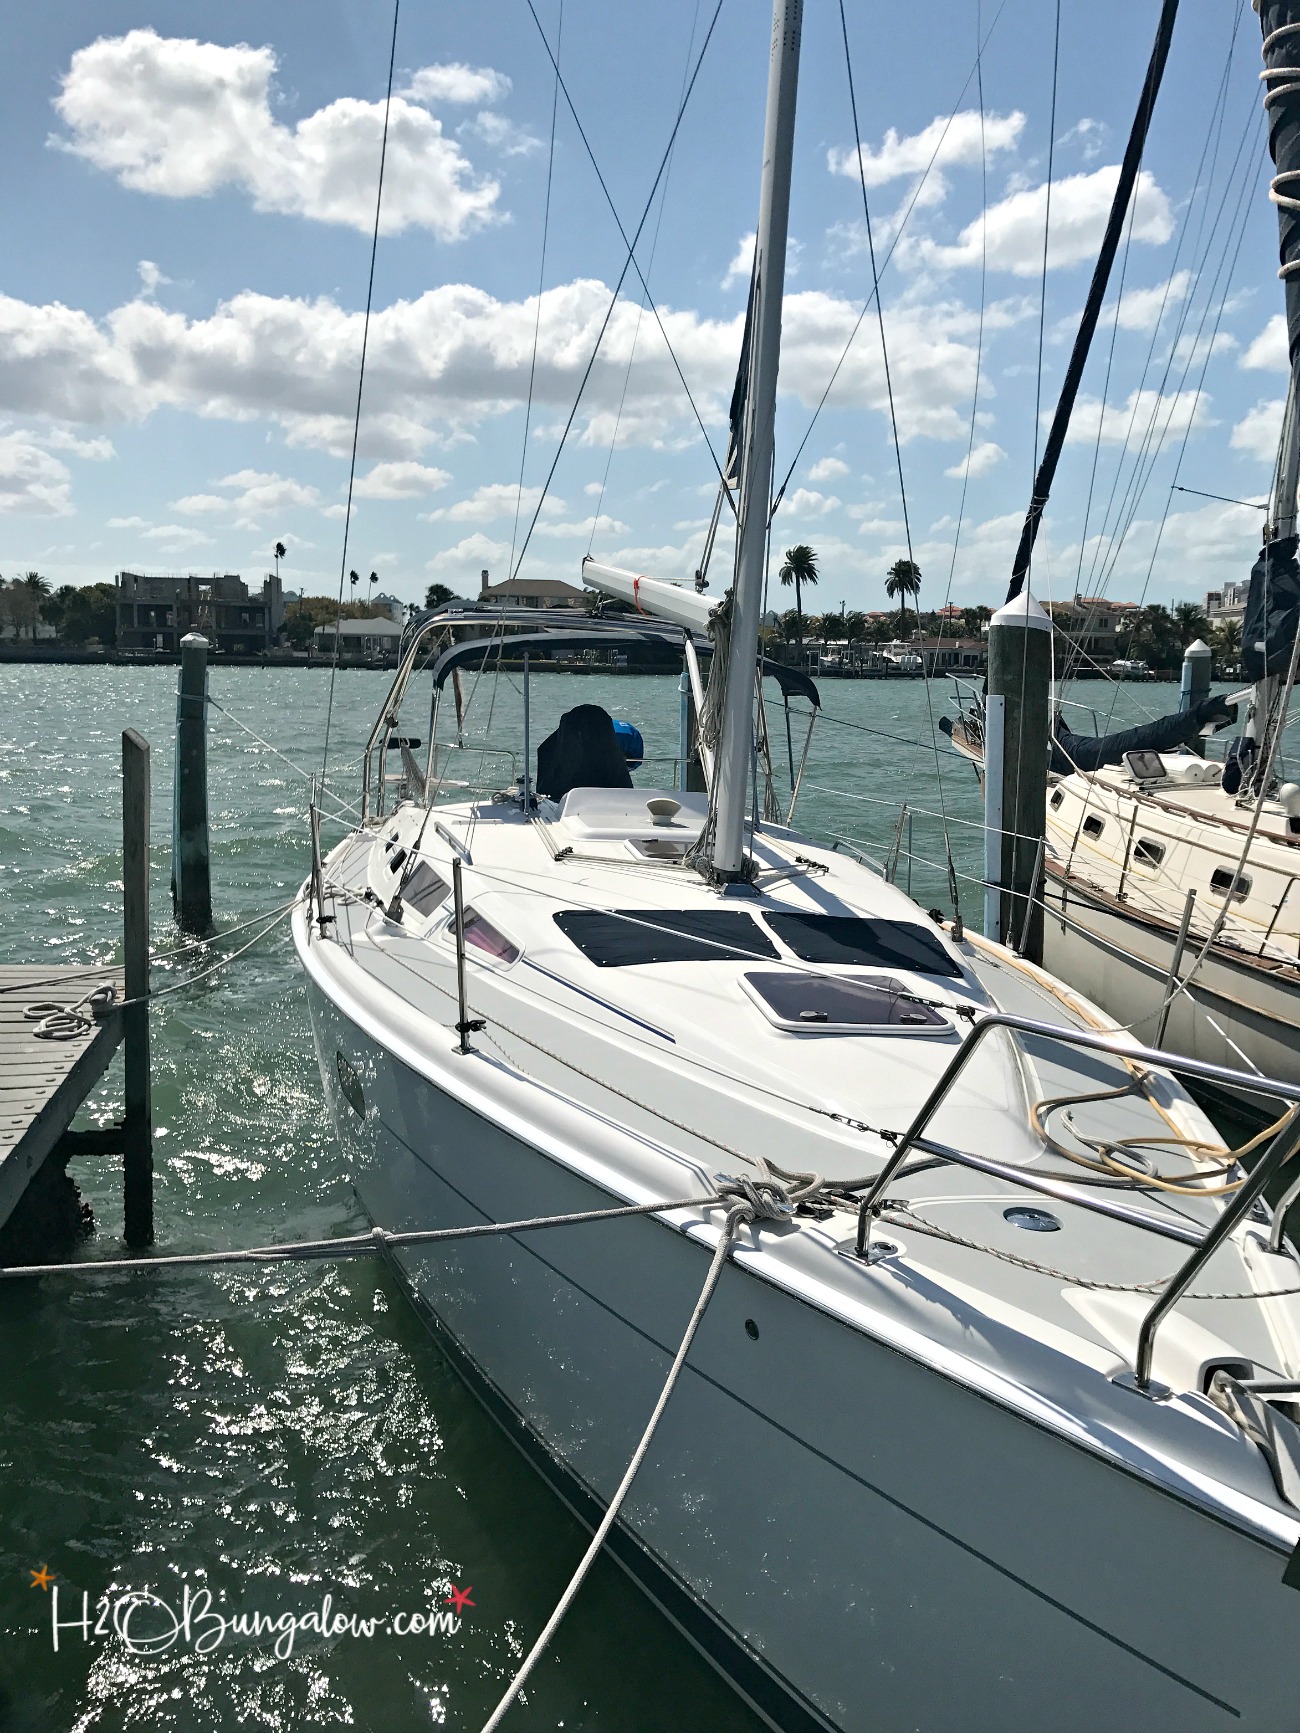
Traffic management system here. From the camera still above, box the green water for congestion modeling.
[0,665,1158,1731]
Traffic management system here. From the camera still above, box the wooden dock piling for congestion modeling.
[172,631,212,935]
[122,728,153,1247]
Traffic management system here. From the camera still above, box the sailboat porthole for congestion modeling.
[1210,867,1251,901]
[1134,839,1165,868]
[1082,815,1105,839]
[335,1050,366,1117]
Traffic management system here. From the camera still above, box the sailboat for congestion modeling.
[295,4,1300,1727]
[945,0,1300,1102]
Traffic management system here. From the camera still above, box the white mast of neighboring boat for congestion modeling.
[710,0,803,879]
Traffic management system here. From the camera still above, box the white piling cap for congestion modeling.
[180,631,210,648]
[1183,637,1211,658]
[989,590,1052,632]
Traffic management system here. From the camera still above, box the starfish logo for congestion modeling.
[30,1566,55,1592]
[444,1584,474,1615]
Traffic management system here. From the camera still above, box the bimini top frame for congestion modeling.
[359,606,821,822]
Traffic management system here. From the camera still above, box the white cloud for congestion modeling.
[1064,388,1211,446]
[402,64,510,106]
[353,460,452,500]
[425,532,509,576]
[1107,270,1191,333]
[458,112,541,158]
[777,488,841,517]
[808,456,849,481]
[54,30,501,240]
[1231,398,1285,461]
[0,434,73,515]
[0,276,987,456]
[106,515,149,529]
[426,482,552,524]
[829,110,1025,203]
[137,259,171,296]
[140,523,214,550]
[533,513,627,539]
[1241,313,1288,373]
[1058,117,1106,162]
[172,467,320,526]
[945,440,1004,479]
[918,167,1172,275]
[723,232,755,289]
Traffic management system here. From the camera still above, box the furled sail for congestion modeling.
[1049,693,1237,775]
[1241,532,1300,680]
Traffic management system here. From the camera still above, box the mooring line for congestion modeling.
[0,1195,722,1282]
[479,1200,757,1732]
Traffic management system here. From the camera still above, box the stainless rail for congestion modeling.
[854,1011,1300,1393]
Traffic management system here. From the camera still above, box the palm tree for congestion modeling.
[273,540,286,581]
[1173,599,1210,646]
[884,558,922,633]
[778,545,819,662]
[1212,615,1242,671]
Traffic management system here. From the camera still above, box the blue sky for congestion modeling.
[0,1,1289,616]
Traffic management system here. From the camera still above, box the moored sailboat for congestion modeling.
[296,5,1300,1727]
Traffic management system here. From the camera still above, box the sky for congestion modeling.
[0,0,1290,617]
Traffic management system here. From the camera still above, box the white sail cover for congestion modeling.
[581,558,719,632]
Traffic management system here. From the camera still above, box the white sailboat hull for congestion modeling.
[303,967,1300,1733]
[1042,868,1300,1105]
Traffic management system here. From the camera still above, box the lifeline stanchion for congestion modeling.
[452,857,484,1054]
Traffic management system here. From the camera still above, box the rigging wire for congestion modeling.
[508,0,564,582]
[772,0,1011,511]
[513,0,727,581]
[836,0,962,927]
[320,0,400,790]
[587,0,703,558]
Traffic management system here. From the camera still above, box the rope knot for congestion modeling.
[713,1174,795,1223]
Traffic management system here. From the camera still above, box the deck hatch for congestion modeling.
[553,909,779,966]
[742,972,948,1032]
[761,913,961,977]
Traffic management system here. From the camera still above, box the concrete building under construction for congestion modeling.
[115,571,286,655]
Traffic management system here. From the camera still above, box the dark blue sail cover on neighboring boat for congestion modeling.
[1050,692,1237,775]
[1241,534,1300,681]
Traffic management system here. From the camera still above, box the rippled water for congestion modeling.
[0,662,1157,1731]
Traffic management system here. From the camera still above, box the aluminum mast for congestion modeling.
[711,0,802,880]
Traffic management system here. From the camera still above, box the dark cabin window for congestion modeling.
[1210,867,1250,901]
[762,913,961,977]
[1050,788,1064,810]
[554,909,779,967]
[403,861,450,916]
[1082,815,1105,839]
[1133,839,1165,869]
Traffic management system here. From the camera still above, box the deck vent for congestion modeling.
[1004,1207,1060,1233]
[1210,867,1250,901]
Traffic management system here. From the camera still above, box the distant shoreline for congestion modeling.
[0,645,1184,680]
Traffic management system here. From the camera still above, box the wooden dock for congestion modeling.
[0,965,125,1234]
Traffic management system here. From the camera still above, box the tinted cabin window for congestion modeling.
[462,912,519,963]
[554,909,779,967]
[403,861,450,916]
[745,972,947,1029]
[1133,839,1164,869]
[1050,789,1064,810]
[762,913,961,977]
[1210,867,1250,901]
[1082,815,1105,839]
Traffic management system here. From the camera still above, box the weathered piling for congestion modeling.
[172,631,212,935]
[1180,638,1212,753]
[984,592,1053,962]
[122,728,154,1247]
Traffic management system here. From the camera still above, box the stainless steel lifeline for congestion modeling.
[855,1010,1300,1392]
